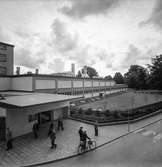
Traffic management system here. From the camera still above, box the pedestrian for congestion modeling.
[50,129,57,149]
[78,126,84,141]
[6,128,13,151]
[33,121,38,139]
[48,122,54,137]
[58,117,64,131]
[60,117,64,131]
[94,122,98,136]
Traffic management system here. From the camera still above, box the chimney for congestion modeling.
[35,68,39,75]
[16,67,20,75]
[71,63,75,76]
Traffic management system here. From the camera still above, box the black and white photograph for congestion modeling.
[0,0,162,167]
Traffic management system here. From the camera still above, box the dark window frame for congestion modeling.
[0,44,7,50]
[28,114,37,122]
[0,54,7,62]
[0,66,7,75]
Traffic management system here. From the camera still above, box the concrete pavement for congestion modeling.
[0,113,161,167]
[38,119,162,167]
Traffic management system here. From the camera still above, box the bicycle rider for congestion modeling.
[82,130,90,150]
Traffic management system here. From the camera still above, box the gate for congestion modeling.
[0,117,6,141]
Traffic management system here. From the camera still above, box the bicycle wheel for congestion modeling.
[77,144,83,153]
[91,140,96,149]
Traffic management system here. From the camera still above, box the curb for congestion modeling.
[22,118,162,167]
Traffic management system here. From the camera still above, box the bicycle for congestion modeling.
[77,139,96,153]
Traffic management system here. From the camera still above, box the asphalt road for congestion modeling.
[37,120,162,167]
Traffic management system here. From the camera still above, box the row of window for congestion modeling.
[0,66,7,75]
[0,44,7,50]
[0,54,7,62]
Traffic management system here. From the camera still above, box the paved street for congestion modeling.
[0,112,161,167]
[37,119,162,167]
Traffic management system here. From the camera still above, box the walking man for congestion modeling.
[78,126,84,141]
[48,122,54,137]
[58,117,64,131]
[33,121,38,139]
[50,129,57,149]
[94,122,98,136]
[6,128,13,151]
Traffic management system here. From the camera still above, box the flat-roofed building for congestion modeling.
[0,42,14,76]
[0,93,81,139]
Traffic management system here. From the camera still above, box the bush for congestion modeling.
[70,109,76,115]
[113,111,119,119]
[103,110,110,117]
[95,110,101,117]
[84,108,93,115]
[78,108,83,115]
[145,108,153,114]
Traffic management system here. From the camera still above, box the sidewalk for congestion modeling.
[0,113,162,167]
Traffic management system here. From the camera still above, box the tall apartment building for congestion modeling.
[0,42,14,75]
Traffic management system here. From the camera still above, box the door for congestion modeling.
[0,117,6,141]
[40,111,52,124]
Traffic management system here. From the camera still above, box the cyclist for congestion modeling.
[82,130,90,150]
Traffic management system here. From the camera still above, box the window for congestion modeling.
[0,66,7,75]
[28,114,37,122]
[0,44,7,50]
[0,54,7,62]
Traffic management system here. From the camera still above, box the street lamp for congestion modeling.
[128,94,135,132]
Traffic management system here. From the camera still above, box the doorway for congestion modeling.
[0,117,6,141]
[38,111,52,124]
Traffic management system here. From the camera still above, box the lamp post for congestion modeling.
[128,109,130,132]
[128,94,134,132]
[83,76,85,98]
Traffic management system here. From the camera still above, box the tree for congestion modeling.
[78,66,99,78]
[124,65,148,89]
[86,66,98,78]
[104,75,112,80]
[113,72,124,84]
[148,55,162,90]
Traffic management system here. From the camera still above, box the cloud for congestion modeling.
[140,0,162,30]
[0,27,11,43]
[51,18,78,52]
[48,58,65,72]
[15,48,45,69]
[121,44,142,69]
[96,50,113,68]
[60,0,121,19]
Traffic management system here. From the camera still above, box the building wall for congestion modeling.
[84,80,92,87]
[53,108,63,120]
[0,43,14,75]
[0,74,127,94]
[0,77,11,90]
[35,79,56,89]
[73,80,83,88]
[6,101,69,138]
[0,107,6,117]
[93,81,99,87]
[106,81,111,86]
[57,80,72,88]
[100,81,105,86]
[6,108,33,138]
[11,77,33,91]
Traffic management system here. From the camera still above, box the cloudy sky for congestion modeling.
[0,0,162,77]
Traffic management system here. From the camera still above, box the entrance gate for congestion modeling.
[0,117,6,141]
